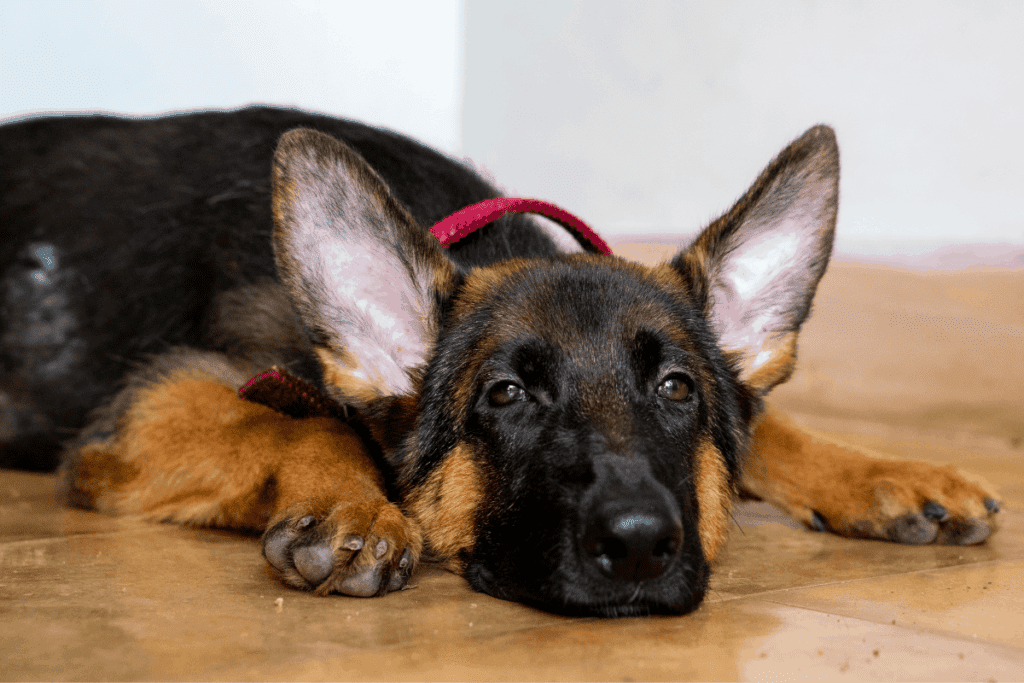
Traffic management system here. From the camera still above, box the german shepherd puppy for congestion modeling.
[0,108,1000,617]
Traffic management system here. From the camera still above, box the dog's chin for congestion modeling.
[464,558,710,618]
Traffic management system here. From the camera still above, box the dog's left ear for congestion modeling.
[671,125,839,396]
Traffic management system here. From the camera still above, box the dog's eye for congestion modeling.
[657,374,693,402]
[488,381,529,407]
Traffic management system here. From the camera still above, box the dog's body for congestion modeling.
[0,107,1000,616]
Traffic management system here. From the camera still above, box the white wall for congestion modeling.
[5,1,1023,258]
[461,1,1024,256]
[0,0,463,152]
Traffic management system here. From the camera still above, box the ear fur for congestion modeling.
[672,125,839,395]
[271,128,457,405]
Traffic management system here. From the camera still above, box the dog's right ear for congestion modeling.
[271,128,457,406]
[669,125,839,397]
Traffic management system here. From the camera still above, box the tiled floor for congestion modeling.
[2,449,1021,681]
[2,258,1023,681]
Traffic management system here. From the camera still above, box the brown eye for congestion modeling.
[657,374,693,402]
[489,381,528,407]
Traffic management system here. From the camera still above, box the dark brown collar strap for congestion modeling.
[429,197,612,254]
[238,365,349,420]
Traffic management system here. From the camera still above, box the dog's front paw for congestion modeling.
[808,459,1001,546]
[745,413,1003,547]
[262,500,423,596]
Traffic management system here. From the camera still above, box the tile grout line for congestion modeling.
[0,527,169,548]
[753,595,1024,655]
[747,559,1024,652]
[727,557,1009,602]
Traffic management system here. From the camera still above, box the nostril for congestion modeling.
[652,535,680,560]
[582,509,683,582]
[586,536,629,575]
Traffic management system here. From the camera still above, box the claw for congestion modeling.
[922,501,949,522]
[341,533,364,551]
[387,548,415,592]
[398,547,413,571]
[811,511,829,532]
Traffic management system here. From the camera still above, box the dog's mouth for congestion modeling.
[464,548,709,618]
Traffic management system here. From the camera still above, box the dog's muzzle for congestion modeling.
[579,451,684,583]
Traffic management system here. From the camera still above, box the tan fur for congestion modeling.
[739,331,798,394]
[405,444,484,571]
[316,346,389,406]
[77,370,375,523]
[742,409,1000,541]
[694,439,732,563]
[452,259,533,319]
[66,367,422,584]
[649,261,696,299]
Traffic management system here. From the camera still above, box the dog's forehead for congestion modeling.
[458,255,698,356]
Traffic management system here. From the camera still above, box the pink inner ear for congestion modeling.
[710,219,823,357]
[309,235,434,398]
[429,198,612,255]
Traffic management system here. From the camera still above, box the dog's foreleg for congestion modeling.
[59,360,421,596]
[740,408,1000,545]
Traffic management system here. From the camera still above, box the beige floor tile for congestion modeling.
[765,559,1024,649]
[5,455,1024,681]
[1,471,56,506]
[4,486,1020,681]
[211,597,1024,682]
[769,262,1024,448]
[0,524,567,681]
[0,470,154,542]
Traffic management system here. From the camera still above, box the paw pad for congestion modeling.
[887,512,939,545]
[261,503,421,597]
[292,544,335,585]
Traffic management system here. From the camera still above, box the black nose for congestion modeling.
[581,504,683,582]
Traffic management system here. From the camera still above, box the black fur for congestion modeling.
[0,107,554,470]
[408,259,755,615]
[1,108,839,619]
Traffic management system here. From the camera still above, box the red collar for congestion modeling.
[430,197,611,254]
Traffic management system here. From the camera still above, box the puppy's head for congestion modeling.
[270,125,839,616]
